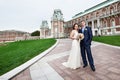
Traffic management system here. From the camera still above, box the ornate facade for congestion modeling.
[65,0,120,36]
[40,20,50,38]
[51,9,64,38]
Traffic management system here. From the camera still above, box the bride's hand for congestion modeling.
[70,37,76,40]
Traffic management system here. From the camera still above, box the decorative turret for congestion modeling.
[40,20,49,29]
[51,9,64,38]
[40,20,50,38]
[51,9,64,21]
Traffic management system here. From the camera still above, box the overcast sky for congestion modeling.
[0,0,105,33]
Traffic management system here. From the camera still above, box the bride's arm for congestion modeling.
[70,30,75,40]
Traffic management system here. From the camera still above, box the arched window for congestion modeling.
[86,15,89,20]
[119,17,120,25]
[111,19,115,27]
[110,6,114,14]
[117,2,120,11]
[90,13,93,18]
[81,16,85,20]
[55,15,57,18]
[78,19,80,23]
[110,18,116,34]
[103,21,107,27]
[96,12,99,17]
[102,8,106,16]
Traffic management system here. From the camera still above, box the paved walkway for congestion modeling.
[11,39,120,80]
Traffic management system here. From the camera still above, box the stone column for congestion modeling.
[97,19,101,35]
[51,21,54,38]
[40,29,41,38]
[86,20,88,26]
[40,29,43,38]
[58,21,60,38]
[92,20,95,36]
[44,28,45,38]
[62,21,64,37]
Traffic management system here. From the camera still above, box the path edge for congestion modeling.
[0,39,59,80]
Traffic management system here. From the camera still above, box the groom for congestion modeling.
[79,20,95,71]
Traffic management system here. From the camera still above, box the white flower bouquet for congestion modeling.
[77,33,84,41]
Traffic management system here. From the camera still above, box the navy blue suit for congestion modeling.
[79,26,94,68]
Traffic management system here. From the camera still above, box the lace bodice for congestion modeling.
[73,30,79,39]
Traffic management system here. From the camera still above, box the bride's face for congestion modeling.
[74,24,78,30]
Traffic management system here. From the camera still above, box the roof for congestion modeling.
[0,30,28,33]
[72,0,119,19]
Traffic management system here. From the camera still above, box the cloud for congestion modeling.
[0,0,105,32]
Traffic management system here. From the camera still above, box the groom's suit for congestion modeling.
[79,26,94,68]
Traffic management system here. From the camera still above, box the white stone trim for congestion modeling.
[92,41,120,49]
[73,0,119,19]
[93,25,120,30]
[30,51,70,80]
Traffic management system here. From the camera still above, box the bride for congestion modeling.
[62,23,84,69]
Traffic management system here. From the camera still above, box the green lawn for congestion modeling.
[0,38,56,75]
[92,35,120,46]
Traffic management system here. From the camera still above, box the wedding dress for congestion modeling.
[62,30,81,69]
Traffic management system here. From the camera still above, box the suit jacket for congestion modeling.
[79,26,93,46]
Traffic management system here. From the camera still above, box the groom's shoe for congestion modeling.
[91,66,96,72]
[83,65,88,68]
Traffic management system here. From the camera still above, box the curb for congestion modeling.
[92,41,120,49]
[0,39,59,80]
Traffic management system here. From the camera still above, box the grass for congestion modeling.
[92,35,120,46]
[0,38,56,76]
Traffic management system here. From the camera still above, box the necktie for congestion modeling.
[82,28,84,33]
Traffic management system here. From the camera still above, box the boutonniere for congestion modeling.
[84,28,87,30]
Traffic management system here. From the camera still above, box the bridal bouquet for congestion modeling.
[77,33,84,41]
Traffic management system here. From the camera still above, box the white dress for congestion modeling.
[62,30,81,69]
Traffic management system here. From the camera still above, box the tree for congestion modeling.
[31,30,40,36]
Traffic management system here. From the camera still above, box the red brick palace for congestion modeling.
[0,30,29,42]
[64,0,120,36]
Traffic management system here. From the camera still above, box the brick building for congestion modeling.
[0,30,29,42]
[64,0,120,36]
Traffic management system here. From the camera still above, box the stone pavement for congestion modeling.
[11,39,120,80]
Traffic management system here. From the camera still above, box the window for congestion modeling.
[110,6,114,14]
[102,8,106,16]
[117,2,120,11]
[96,12,99,17]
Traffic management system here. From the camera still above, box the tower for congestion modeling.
[51,9,64,38]
[40,20,49,38]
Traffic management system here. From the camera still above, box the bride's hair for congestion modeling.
[73,23,78,30]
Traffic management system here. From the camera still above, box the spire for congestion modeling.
[51,9,64,21]
[40,20,49,29]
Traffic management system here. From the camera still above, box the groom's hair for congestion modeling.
[81,20,86,23]
[80,20,86,25]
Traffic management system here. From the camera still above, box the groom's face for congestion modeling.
[81,21,86,27]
